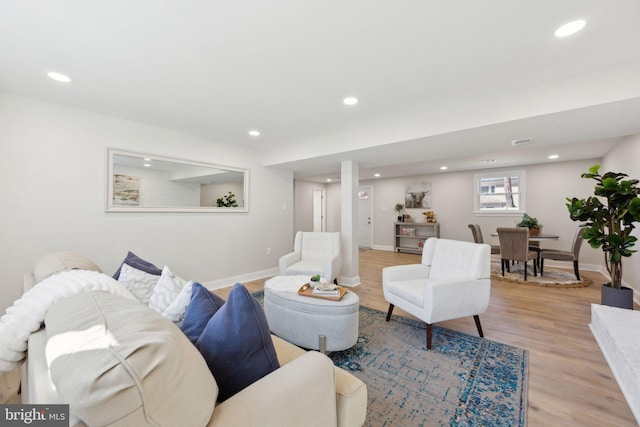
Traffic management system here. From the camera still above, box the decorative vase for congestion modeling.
[601,285,634,310]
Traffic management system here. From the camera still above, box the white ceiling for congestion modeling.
[1,1,640,182]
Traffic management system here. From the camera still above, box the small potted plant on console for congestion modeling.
[516,213,541,236]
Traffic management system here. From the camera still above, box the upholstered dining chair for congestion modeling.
[539,226,586,280]
[382,238,491,350]
[279,231,342,284]
[497,227,538,281]
[468,224,500,255]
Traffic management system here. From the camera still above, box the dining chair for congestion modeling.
[468,224,500,255]
[497,227,538,280]
[539,226,586,280]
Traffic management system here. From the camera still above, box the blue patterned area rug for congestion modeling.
[253,291,528,426]
[332,306,528,426]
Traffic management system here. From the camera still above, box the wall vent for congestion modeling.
[511,138,533,146]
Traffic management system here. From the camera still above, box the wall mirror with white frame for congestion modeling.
[106,149,249,212]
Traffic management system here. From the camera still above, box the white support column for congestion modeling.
[340,160,361,286]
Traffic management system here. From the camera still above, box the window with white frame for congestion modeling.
[474,170,525,214]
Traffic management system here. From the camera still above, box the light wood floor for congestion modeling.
[223,249,637,427]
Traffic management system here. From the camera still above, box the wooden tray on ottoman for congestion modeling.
[298,283,347,301]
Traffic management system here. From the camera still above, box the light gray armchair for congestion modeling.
[382,238,491,349]
[279,231,342,284]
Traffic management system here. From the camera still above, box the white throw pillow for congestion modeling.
[148,266,187,313]
[117,263,160,305]
[161,281,194,324]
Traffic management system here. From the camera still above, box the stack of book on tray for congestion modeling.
[312,282,339,296]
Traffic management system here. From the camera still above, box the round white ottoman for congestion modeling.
[264,275,359,352]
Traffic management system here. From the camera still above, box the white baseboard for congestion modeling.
[339,275,361,287]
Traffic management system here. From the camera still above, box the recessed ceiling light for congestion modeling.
[554,20,586,38]
[326,178,332,182]
[343,97,358,106]
[47,72,71,83]
[144,163,151,167]
[144,157,151,161]
[373,173,381,177]
[548,154,559,159]
[248,130,260,137]
[440,166,448,170]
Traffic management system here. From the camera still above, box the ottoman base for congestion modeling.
[264,282,359,352]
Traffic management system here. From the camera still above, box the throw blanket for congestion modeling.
[264,275,312,293]
[0,270,136,371]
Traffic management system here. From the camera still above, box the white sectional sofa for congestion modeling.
[17,252,367,427]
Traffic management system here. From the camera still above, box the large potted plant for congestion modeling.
[566,164,640,309]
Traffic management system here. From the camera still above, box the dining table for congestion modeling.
[489,231,559,241]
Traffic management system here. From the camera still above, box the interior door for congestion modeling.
[313,188,326,232]
[358,186,372,248]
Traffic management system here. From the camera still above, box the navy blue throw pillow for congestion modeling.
[180,283,225,344]
[196,283,280,402]
[112,251,162,280]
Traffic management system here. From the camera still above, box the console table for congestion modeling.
[394,222,440,254]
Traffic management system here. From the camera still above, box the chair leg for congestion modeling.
[540,258,544,276]
[574,261,580,281]
[473,315,484,338]
[533,259,537,276]
[385,304,394,321]
[426,323,432,349]
[501,259,505,276]
[524,261,528,281]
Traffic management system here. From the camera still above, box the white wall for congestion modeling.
[0,92,294,313]
[293,180,317,233]
[315,159,609,268]
[602,134,640,293]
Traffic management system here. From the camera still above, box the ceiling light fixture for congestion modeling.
[343,97,358,106]
[374,173,381,177]
[548,154,559,159]
[47,72,72,83]
[144,163,151,167]
[554,19,586,38]
[326,178,332,182]
[440,166,448,170]
[248,130,260,137]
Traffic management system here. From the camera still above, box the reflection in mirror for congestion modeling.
[107,149,249,212]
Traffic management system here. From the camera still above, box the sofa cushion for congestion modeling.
[180,282,225,344]
[112,251,162,280]
[196,283,280,402]
[161,280,194,324]
[32,251,102,283]
[45,291,218,426]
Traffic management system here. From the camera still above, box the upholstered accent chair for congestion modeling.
[540,226,586,280]
[468,224,500,255]
[382,238,491,350]
[497,227,538,280]
[279,231,342,284]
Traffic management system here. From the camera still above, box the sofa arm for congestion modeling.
[382,264,429,284]
[279,252,300,272]
[208,351,337,427]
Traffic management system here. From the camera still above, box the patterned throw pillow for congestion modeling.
[161,281,194,325]
[117,263,160,305]
[148,266,187,314]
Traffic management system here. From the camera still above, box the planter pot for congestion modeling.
[601,284,634,310]
[529,227,541,236]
